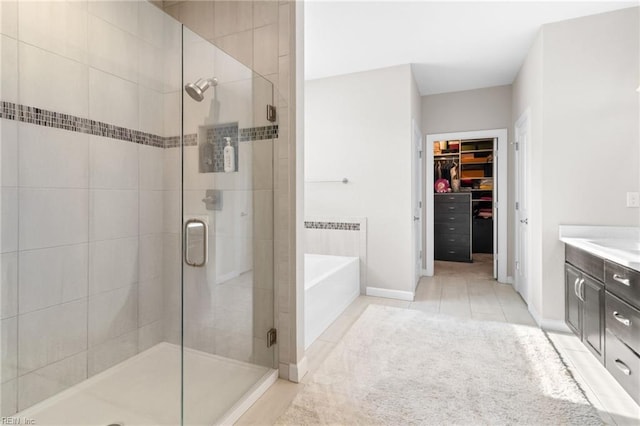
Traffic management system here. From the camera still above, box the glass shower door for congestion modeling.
[180,26,276,425]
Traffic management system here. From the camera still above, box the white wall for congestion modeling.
[513,6,640,324]
[305,64,416,295]
[541,7,640,321]
[422,85,512,135]
[421,85,512,273]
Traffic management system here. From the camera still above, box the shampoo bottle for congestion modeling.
[223,137,235,172]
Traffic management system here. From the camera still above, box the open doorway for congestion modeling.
[425,129,508,282]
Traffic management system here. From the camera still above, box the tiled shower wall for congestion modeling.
[163,0,298,379]
[0,1,173,415]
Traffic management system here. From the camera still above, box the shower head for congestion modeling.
[185,77,218,102]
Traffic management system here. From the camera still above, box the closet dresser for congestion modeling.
[434,193,472,262]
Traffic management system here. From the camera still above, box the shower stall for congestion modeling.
[0,1,277,424]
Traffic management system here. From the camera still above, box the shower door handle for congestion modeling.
[184,219,208,267]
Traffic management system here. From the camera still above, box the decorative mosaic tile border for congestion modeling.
[304,221,361,231]
[0,101,278,149]
[240,125,279,141]
[1,101,165,148]
[164,134,197,148]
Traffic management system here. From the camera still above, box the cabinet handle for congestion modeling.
[613,274,631,287]
[614,359,631,376]
[448,206,456,210]
[574,278,585,302]
[448,250,456,254]
[448,227,456,231]
[613,311,631,327]
[579,278,585,302]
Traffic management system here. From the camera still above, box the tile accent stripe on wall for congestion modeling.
[0,101,278,148]
[304,221,361,231]
[1,101,165,147]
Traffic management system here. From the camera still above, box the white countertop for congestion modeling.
[559,225,640,272]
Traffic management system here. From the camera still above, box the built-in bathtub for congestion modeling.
[304,254,360,349]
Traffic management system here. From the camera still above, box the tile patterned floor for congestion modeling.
[238,254,640,425]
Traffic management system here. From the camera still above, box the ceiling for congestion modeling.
[304,1,638,95]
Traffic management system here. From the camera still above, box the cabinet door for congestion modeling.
[582,276,604,363]
[565,264,582,337]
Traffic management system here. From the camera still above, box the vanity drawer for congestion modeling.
[605,330,640,406]
[606,291,640,354]
[605,261,640,307]
[565,245,604,282]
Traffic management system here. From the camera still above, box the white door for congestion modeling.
[515,112,530,304]
[413,121,423,286]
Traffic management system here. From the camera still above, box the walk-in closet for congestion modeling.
[433,138,495,263]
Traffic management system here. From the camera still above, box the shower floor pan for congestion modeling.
[14,343,275,425]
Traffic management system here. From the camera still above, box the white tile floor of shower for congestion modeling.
[13,343,272,426]
[238,254,640,425]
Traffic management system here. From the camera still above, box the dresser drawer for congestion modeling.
[434,245,471,262]
[435,194,469,204]
[606,291,640,354]
[605,261,640,307]
[435,224,470,238]
[435,202,469,215]
[435,233,470,247]
[434,213,470,225]
[605,330,640,406]
[565,245,604,282]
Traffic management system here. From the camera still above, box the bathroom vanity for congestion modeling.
[560,226,640,405]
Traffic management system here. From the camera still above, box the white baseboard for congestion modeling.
[528,303,571,333]
[528,302,542,326]
[288,356,308,383]
[539,318,571,333]
[421,269,431,277]
[366,286,415,301]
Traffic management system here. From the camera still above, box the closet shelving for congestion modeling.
[433,138,495,256]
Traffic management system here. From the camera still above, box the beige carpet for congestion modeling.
[278,305,602,425]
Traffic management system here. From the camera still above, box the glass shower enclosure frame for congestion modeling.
[179,23,278,425]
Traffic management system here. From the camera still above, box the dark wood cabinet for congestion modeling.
[565,263,582,336]
[472,218,493,254]
[564,248,605,364]
[565,244,640,403]
[434,193,471,262]
[582,275,604,362]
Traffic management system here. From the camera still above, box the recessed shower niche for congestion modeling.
[198,122,240,173]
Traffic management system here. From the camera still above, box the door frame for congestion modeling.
[425,129,508,282]
[412,119,423,291]
[514,110,531,304]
